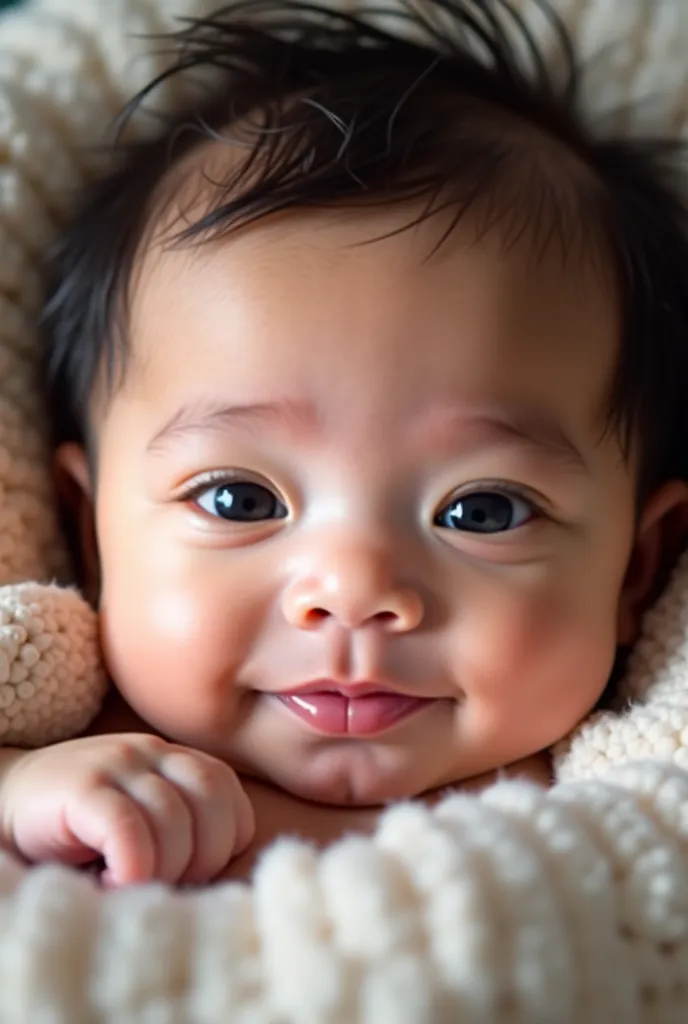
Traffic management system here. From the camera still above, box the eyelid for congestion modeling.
[435,479,550,517]
[173,468,283,503]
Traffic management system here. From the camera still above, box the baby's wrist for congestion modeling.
[0,747,38,849]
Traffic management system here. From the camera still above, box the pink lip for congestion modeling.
[276,679,433,737]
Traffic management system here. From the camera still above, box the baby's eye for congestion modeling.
[434,490,534,533]
[194,480,288,522]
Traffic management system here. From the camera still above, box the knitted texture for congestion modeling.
[555,547,688,782]
[0,583,105,745]
[0,0,687,1021]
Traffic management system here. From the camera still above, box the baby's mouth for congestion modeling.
[275,681,434,737]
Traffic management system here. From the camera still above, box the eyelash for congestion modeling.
[176,470,287,512]
[177,470,250,501]
[442,480,546,513]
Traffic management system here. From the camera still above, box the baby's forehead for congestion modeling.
[125,125,616,352]
[127,185,617,408]
[135,163,613,317]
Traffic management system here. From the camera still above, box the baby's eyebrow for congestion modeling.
[146,396,320,454]
[418,404,591,476]
[146,395,590,477]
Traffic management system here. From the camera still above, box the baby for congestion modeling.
[1,0,688,886]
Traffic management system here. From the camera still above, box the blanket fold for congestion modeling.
[2,764,688,1022]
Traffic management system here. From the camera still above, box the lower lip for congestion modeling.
[276,691,432,737]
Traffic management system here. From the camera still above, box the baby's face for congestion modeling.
[76,202,665,805]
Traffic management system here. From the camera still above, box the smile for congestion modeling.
[276,687,434,737]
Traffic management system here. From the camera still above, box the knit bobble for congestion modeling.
[0,583,107,746]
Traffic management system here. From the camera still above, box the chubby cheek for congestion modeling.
[455,568,621,758]
[98,556,260,751]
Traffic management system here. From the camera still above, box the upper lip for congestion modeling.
[281,679,419,699]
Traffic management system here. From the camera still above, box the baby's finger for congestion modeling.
[63,787,156,886]
[160,752,255,884]
[119,772,194,883]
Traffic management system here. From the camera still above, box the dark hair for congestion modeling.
[42,0,688,496]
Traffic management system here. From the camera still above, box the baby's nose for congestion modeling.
[281,540,424,633]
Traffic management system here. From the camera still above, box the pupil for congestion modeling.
[440,493,513,532]
[214,483,277,521]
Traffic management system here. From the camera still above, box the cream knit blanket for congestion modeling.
[0,0,688,1020]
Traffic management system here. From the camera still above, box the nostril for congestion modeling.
[375,611,397,625]
[304,607,329,625]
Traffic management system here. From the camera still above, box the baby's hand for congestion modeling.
[0,734,254,887]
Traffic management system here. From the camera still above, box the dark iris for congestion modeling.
[213,482,287,521]
[434,492,524,533]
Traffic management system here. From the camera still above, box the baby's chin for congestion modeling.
[240,744,454,807]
